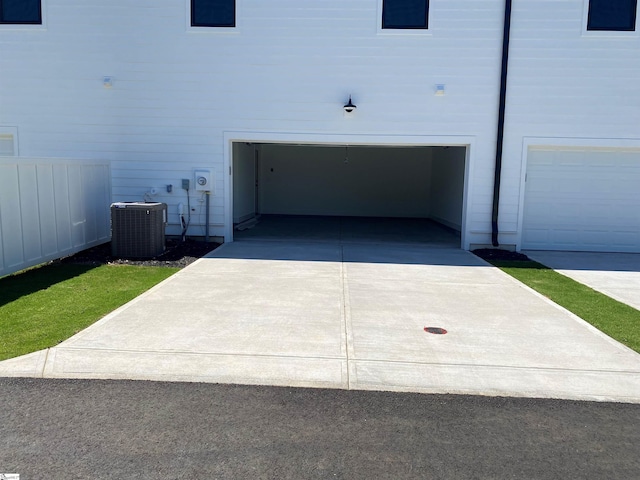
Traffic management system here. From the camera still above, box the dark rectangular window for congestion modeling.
[191,0,235,28]
[382,0,429,29]
[0,0,42,24]
[587,0,637,31]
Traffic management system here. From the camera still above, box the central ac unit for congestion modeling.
[111,202,167,258]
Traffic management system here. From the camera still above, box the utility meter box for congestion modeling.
[194,170,212,192]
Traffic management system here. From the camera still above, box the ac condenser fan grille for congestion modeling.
[111,202,167,258]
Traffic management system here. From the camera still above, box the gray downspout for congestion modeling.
[492,0,513,247]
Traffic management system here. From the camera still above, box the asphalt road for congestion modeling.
[1,378,639,479]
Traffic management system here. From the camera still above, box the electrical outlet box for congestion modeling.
[194,170,212,192]
[181,179,190,190]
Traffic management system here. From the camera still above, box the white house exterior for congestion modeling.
[1,0,639,252]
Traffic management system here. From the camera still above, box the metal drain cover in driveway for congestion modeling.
[424,327,448,335]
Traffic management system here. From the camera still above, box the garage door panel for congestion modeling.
[523,229,550,246]
[617,177,640,195]
[611,232,638,249]
[523,202,552,222]
[525,179,553,194]
[582,230,614,247]
[552,229,580,246]
[523,148,640,253]
[554,151,584,166]
[608,207,639,225]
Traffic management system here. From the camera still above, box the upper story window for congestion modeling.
[587,0,637,31]
[191,0,235,28]
[0,0,42,24]
[382,0,429,29]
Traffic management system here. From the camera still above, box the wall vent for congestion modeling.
[111,202,166,258]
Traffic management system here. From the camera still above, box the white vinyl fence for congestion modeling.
[0,157,111,278]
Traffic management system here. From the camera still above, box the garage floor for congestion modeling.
[235,215,461,246]
[2,217,640,403]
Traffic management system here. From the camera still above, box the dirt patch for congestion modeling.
[473,248,530,262]
[59,239,220,269]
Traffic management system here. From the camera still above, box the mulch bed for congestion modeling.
[472,248,530,262]
[61,242,527,268]
[59,239,220,268]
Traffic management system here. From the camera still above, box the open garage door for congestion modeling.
[522,148,640,253]
[232,143,466,245]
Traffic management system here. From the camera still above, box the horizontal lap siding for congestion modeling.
[0,0,504,243]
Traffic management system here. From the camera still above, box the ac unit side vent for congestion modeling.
[111,202,167,258]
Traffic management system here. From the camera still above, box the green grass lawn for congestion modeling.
[0,263,178,361]
[489,259,640,354]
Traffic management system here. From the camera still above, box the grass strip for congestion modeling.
[488,259,640,354]
[0,263,178,361]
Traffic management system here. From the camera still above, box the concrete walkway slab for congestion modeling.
[525,251,640,311]
[2,240,640,403]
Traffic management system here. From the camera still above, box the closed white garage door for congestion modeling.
[522,148,640,253]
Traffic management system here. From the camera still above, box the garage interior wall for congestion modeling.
[429,146,466,231]
[233,143,465,231]
[233,142,257,224]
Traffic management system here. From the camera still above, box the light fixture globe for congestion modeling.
[343,96,356,113]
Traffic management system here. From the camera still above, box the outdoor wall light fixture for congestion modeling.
[343,96,357,113]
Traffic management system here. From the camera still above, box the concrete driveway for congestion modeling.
[0,212,640,402]
[2,237,640,403]
[525,251,640,311]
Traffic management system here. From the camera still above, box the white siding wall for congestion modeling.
[0,158,111,278]
[505,1,640,248]
[0,0,505,247]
